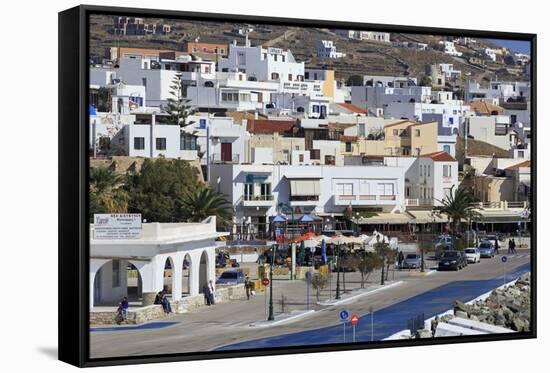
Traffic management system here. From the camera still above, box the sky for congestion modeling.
[487,39,531,55]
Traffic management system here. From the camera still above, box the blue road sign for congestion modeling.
[501,256,508,263]
[339,309,349,321]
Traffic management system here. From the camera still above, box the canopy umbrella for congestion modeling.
[303,238,319,249]
[328,235,353,246]
[272,215,287,223]
[297,214,316,222]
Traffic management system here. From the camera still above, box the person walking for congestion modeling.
[494,238,500,255]
[508,239,513,255]
[203,283,212,306]
[397,251,404,270]
[244,275,252,300]
[511,238,517,254]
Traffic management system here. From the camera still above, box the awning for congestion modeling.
[408,210,449,224]
[289,179,320,196]
[355,212,413,225]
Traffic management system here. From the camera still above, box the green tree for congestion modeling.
[355,252,383,288]
[89,167,128,219]
[166,73,196,128]
[346,75,364,86]
[433,185,480,239]
[179,185,232,228]
[126,158,201,222]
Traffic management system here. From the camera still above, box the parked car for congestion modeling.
[438,251,467,271]
[401,253,422,269]
[216,270,245,285]
[478,240,496,258]
[464,248,481,263]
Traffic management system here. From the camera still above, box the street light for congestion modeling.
[268,243,277,321]
[335,243,341,299]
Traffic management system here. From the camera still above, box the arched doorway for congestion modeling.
[182,254,192,297]
[163,257,176,300]
[92,259,143,307]
[199,251,209,294]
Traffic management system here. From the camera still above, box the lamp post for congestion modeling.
[268,243,277,321]
[335,243,341,299]
[431,211,436,263]
[278,202,295,278]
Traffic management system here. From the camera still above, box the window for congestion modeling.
[427,165,431,176]
[134,137,145,150]
[393,129,399,136]
[443,145,451,154]
[310,149,320,160]
[112,260,121,287]
[274,54,278,61]
[244,183,253,199]
[180,134,197,150]
[345,142,352,152]
[221,92,238,102]
[263,53,267,60]
[260,183,271,197]
[415,129,421,137]
[305,72,310,80]
[288,74,293,81]
[282,150,290,162]
[443,165,452,177]
[518,150,525,158]
[141,77,147,87]
[312,105,320,113]
[449,117,454,125]
[420,165,423,176]
[156,138,166,150]
[377,183,394,196]
[282,55,286,62]
[299,154,304,162]
[336,183,353,196]
[271,72,279,80]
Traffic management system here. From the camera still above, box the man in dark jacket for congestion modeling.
[203,283,212,305]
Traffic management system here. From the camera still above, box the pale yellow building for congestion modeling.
[246,133,305,164]
[383,120,438,156]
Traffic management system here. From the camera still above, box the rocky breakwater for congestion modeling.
[451,273,531,332]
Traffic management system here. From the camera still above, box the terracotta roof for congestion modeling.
[420,151,456,162]
[339,135,358,142]
[505,160,531,170]
[468,101,505,115]
[246,119,296,134]
[334,102,368,114]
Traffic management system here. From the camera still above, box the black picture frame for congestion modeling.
[58,4,537,367]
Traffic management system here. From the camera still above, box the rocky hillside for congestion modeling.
[89,15,528,85]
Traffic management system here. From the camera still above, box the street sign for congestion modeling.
[351,314,359,325]
[501,256,508,263]
[339,309,349,321]
[262,278,270,286]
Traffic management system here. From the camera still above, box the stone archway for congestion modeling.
[92,259,141,307]
[182,253,192,297]
[163,256,177,300]
[199,251,209,294]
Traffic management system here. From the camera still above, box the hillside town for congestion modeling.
[88,16,532,357]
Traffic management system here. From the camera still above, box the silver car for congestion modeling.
[478,241,495,258]
[401,253,422,269]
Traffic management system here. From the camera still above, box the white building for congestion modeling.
[335,30,390,43]
[210,163,406,235]
[384,151,459,207]
[483,48,497,62]
[218,40,305,83]
[466,115,518,151]
[90,217,225,309]
[440,41,462,57]
[351,85,433,112]
[438,63,462,80]
[465,80,530,103]
[316,40,346,59]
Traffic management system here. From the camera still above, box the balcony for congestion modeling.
[210,154,240,164]
[242,194,275,208]
[333,194,397,206]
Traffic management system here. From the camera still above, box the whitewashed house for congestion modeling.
[316,40,346,59]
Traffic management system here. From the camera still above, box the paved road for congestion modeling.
[90,250,531,358]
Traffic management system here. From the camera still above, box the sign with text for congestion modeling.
[94,214,142,239]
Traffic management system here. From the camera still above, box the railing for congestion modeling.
[289,196,319,202]
[379,195,396,201]
[334,194,395,203]
[210,154,240,164]
[243,194,274,201]
[358,195,377,200]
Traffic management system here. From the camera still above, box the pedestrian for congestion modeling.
[508,239,513,255]
[154,291,163,305]
[160,291,172,314]
[511,238,517,254]
[116,296,129,324]
[494,238,500,255]
[244,275,252,300]
[397,251,404,270]
[208,280,216,305]
[203,283,212,305]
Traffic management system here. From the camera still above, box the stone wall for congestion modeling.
[90,284,247,325]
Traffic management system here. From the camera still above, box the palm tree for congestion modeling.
[179,186,231,227]
[433,185,480,237]
[89,167,128,214]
